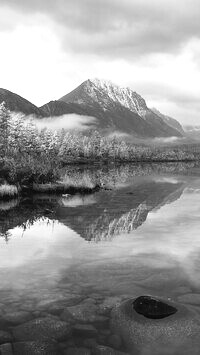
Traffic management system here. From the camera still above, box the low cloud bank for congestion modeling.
[153,136,180,144]
[34,113,97,131]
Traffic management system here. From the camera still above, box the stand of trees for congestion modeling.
[0,102,198,185]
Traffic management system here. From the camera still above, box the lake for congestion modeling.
[1,163,200,354]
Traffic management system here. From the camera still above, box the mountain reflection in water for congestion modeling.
[0,163,191,241]
[1,163,200,354]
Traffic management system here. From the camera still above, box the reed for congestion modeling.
[0,184,18,199]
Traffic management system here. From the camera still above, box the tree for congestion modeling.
[0,102,12,158]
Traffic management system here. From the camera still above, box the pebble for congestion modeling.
[83,338,97,349]
[73,324,98,337]
[99,297,123,315]
[64,347,91,355]
[12,316,71,342]
[13,340,58,355]
[66,302,108,324]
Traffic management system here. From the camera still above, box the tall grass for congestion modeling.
[0,184,18,199]
[61,174,96,189]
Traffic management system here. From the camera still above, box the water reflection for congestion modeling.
[0,163,194,243]
[1,163,200,353]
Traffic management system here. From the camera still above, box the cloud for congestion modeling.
[1,0,200,125]
[1,0,200,59]
[34,114,97,131]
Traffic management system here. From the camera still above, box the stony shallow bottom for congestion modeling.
[1,166,200,354]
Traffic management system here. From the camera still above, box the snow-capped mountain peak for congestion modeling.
[83,78,148,116]
[58,78,183,138]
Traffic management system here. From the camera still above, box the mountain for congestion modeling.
[0,88,44,117]
[0,80,184,139]
[55,79,183,138]
[40,100,94,117]
[151,107,185,135]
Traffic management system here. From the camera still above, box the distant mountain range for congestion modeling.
[0,88,43,117]
[0,79,185,138]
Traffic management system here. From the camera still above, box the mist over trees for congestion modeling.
[0,102,198,185]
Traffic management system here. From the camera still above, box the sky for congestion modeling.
[0,0,200,125]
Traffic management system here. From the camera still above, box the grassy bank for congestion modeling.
[32,181,101,194]
[0,184,19,200]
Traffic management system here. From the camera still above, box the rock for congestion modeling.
[100,329,111,336]
[2,311,32,325]
[12,317,71,342]
[44,304,65,316]
[92,345,116,355]
[36,294,83,310]
[89,294,104,301]
[133,295,177,319]
[73,324,98,337]
[0,331,13,345]
[64,347,91,355]
[59,339,75,350]
[111,296,200,354]
[0,343,13,355]
[96,335,107,346]
[99,297,123,315]
[83,338,97,349]
[13,341,58,355]
[178,293,200,305]
[107,334,122,350]
[67,302,108,324]
[60,309,76,323]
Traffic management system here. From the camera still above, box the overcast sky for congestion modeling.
[0,0,200,125]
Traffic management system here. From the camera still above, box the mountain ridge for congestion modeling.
[0,79,185,138]
[58,78,183,137]
[0,88,45,117]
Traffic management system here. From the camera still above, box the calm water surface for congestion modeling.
[1,163,200,354]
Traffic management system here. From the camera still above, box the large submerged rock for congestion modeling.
[133,296,177,319]
[111,295,200,355]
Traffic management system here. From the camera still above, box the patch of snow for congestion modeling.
[86,78,148,116]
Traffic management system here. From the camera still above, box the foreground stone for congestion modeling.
[13,340,58,355]
[133,295,177,319]
[64,347,91,355]
[111,296,200,355]
[12,317,71,342]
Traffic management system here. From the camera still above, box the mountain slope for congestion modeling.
[55,179,184,242]
[151,107,185,135]
[41,100,88,116]
[0,88,44,117]
[58,79,182,138]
